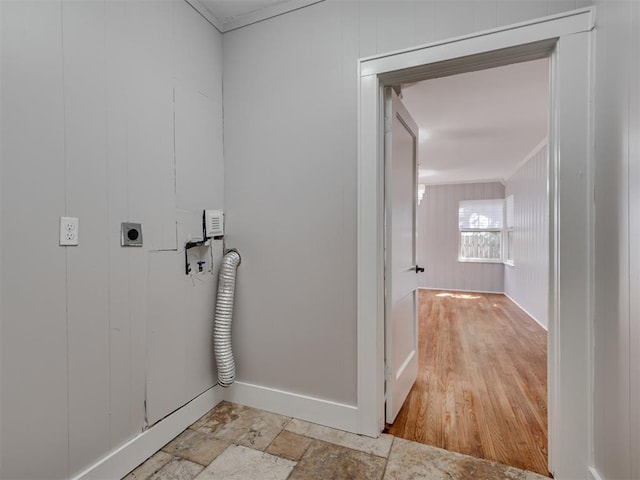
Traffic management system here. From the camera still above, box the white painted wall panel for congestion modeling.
[548,0,576,15]
[376,2,415,54]
[505,142,548,328]
[414,1,437,46]
[175,87,224,212]
[61,1,111,473]
[125,1,177,252]
[419,182,505,293]
[173,0,222,100]
[146,252,188,425]
[496,0,549,26]
[222,0,589,408]
[435,1,475,40]
[0,2,69,478]
[104,0,139,449]
[223,2,358,404]
[473,0,498,32]
[0,1,224,478]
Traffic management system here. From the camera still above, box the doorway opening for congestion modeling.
[384,59,550,475]
[356,9,594,479]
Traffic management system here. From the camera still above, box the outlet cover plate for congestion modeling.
[60,216,79,246]
[121,222,143,247]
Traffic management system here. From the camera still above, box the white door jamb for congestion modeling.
[356,8,595,479]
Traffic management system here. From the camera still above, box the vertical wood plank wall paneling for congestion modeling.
[62,2,111,471]
[593,1,640,479]
[0,1,224,478]
[418,182,505,293]
[0,2,69,479]
[504,142,549,329]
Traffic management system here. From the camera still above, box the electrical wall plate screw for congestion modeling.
[121,222,143,247]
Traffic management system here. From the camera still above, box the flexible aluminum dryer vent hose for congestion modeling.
[214,248,241,387]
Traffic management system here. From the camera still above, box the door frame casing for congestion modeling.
[356,8,595,478]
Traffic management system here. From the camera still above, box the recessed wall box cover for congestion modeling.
[204,210,224,238]
[121,222,143,247]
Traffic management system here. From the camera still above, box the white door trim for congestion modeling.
[356,8,594,478]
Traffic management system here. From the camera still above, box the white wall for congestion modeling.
[222,0,590,408]
[592,1,640,479]
[0,1,224,478]
[418,182,505,293]
[505,142,548,328]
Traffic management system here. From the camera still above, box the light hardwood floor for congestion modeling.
[386,289,548,476]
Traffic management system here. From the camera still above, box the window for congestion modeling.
[458,198,504,262]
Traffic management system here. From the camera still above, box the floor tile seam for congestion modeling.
[286,422,395,458]
[297,433,391,460]
[150,455,200,480]
[133,452,177,480]
[267,433,314,463]
[393,436,548,480]
[262,417,294,454]
[283,458,297,480]
[166,446,229,468]
[263,431,281,454]
[213,444,299,480]
[282,417,294,429]
[282,438,386,480]
[172,438,270,471]
[379,441,393,479]
[160,432,228,467]
[380,437,399,479]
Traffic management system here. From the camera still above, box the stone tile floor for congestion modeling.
[124,401,550,480]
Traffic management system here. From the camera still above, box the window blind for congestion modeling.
[458,199,504,230]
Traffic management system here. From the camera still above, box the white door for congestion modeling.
[385,88,420,424]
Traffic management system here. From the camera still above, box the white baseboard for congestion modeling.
[504,293,548,331]
[224,381,359,434]
[73,386,224,480]
[588,467,605,480]
[419,287,504,295]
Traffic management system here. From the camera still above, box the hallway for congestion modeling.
[386,290,548,476]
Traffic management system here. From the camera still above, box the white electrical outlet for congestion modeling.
[60,216,79,246]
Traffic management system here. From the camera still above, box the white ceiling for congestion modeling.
[401,58,549,185]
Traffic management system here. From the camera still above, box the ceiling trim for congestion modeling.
[421,178,506,187]
[184,0,223,33]
[222,0,325,33]
[186,0,325,34]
